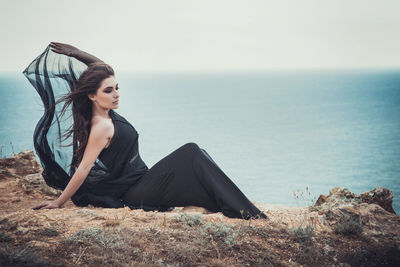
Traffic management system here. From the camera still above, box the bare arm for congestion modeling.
[49,42,104,65]
[32,121,113,209]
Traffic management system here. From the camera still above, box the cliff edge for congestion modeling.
[0,151,399,266]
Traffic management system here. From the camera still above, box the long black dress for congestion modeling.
[23,45,267,220]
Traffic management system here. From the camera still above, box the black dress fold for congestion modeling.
[23,45,267,219]
[122,142,267,219]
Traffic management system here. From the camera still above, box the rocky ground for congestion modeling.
[0,151,399,266]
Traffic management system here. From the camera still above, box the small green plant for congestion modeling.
[292,186,318,243]
[67,227,123,248]
[293,225,314,244]
[0,232,12,242]
[333,214,362,235]
[6,247,51,266]
[247,225,269,238]
[41,227,59,237]
[202,222,232,239]
[175,213,203,227]
[201,222,240,246]
[237,219,269,238]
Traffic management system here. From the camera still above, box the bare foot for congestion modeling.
[182,206,213,214]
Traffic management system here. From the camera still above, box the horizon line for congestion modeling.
[1,66,400,75]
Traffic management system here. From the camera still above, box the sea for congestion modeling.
[1,69,399,213]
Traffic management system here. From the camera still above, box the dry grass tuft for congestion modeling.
[333,214,363,236]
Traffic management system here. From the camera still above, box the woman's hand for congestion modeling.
[32,200,61,210]
[49,42,80,57]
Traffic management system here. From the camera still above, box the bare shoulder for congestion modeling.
[78,115,115,168]
[90,115,114,139]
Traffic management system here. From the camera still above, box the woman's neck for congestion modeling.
[92,104,110,118]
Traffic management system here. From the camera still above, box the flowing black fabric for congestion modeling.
[23,46,87,190]
[23,46,267,219]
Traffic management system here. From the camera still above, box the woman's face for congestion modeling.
[89,76,119,109]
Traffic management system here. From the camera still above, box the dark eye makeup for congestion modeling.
[103,85,119,93]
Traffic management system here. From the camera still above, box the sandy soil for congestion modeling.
[1,151,399,266]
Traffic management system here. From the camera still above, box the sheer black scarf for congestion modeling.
[23,46,87,190]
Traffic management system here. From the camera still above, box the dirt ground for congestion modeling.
[1,151,399,266]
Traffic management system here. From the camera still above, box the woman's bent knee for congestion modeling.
[182,142,200,151]
[179,142,201,155]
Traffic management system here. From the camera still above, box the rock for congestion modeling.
[315,194,327,206]
[20,173,60,196]
[0,151,60,196]
[0,150,41,177]
[315,187,396,215]
[0,168,17,180]
[359,187,395,214]
[313,187,399,237]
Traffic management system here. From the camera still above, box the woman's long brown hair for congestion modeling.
[57,62,115,168]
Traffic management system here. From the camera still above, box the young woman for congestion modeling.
[26,42,267,220]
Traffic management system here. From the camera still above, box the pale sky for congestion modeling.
[1,0,399,72]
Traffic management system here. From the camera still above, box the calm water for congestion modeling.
[1,70,399,213]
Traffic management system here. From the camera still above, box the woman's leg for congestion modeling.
[122,143,267,219]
